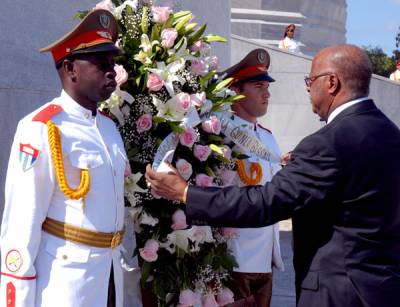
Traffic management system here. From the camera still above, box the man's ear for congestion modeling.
[61,59,77,82]
[328,74,340,95]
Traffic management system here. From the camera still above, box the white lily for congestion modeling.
[125,172,147,194]
[102,87,134,125]
[134,34,160,65]
[134,50,152,65]
[160,226,214,254]
[139,34,159,54]
[147,60,186,96]
[151,96,168,118]
[160,229,191,253]
[138,211,159,227]
[114,0,138,19]
[167,37,196,62]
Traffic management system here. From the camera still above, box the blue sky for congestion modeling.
[346,0,399,56]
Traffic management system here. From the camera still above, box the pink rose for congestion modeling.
[193,144,212,162]
[208,55,219,71]
[202,293,219,307]
[220,169,236,186]
[147,73,164,92]
[191,59,208,76]
[136,114,152,133]
[190,92,206,107]
[221,228,238,239]
[201,116,221,135]
[167,93,192,118]
[176,159,193,180]
[190,40,208,52]
[161,28,178,48]
[178,289,198,307]
[179,127,197,148]
[216,288,235,306]
[171,209,188,230]
[94,0,114,11]
[114,64,128,87]
[139,239,159,262]
[195,174,214,187]
[152,6,172,24]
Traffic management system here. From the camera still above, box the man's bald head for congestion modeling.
[314,44,372,98]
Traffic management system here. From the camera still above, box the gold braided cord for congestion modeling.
[47,121,90,200]
[236,160,263,185]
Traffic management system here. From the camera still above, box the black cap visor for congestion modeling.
[243,73,275,83]
[71,43,122,56]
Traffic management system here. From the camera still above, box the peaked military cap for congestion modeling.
[40,9,120,64]
[221,48,274,83]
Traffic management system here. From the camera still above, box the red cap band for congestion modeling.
[231,64,267,80]
[51,29,113,63]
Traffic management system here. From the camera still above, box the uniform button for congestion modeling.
[62,254,68,260]
[84,113,90,119]
[7,289,12,294]
[7,299,12,305]
[113,170,117,176]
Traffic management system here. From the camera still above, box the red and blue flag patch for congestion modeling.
[19,143,40,171]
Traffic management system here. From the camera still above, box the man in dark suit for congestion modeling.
[146,44,400,307]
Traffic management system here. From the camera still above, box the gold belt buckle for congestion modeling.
[110,230,124,249]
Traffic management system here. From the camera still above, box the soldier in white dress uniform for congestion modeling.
[0,10,128,307]
[389,59,400,81]
[220,49,284,307]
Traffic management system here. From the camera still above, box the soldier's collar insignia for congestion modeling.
[99,14,110,29]
[19,143,40,171]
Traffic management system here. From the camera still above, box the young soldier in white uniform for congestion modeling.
[221,49,284,307]
[0,10,128,307]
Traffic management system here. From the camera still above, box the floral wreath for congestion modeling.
[79,0,248,305]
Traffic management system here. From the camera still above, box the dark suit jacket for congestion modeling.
[186,100,400,307]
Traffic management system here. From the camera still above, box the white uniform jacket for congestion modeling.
[0,90,128,307]
[225,116,284,273]
[278,37,302,54]
[389,69,400,81]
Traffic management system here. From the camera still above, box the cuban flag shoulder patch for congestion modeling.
[19,143,40,171]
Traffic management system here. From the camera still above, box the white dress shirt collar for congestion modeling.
[232,115,257,131]
[327,97,369,124]
[58,90,95,122]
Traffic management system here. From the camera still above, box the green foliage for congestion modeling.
[362,45,396,77]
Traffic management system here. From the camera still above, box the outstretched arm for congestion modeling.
[146,133,340,228]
